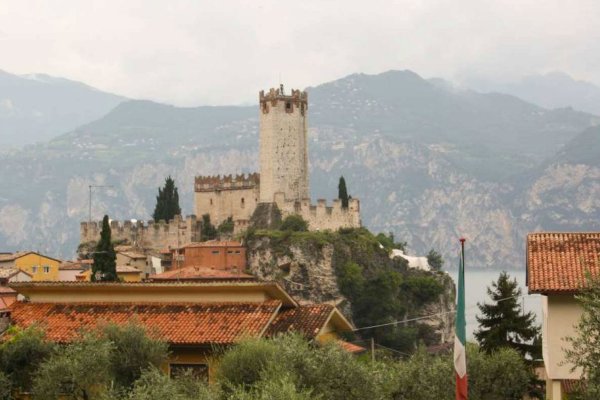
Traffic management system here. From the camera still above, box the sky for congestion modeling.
[1,0,599,106]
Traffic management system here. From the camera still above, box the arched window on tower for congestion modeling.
[210,199,213,206]
[241,197,245,208]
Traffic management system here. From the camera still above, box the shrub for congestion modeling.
[0,326,55,392]
[102,323,169,390]
[127,367,215,400]
[279,215,309,232]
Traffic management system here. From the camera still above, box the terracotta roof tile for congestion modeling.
[265,304,334,338]
[9,301,281,345]
[116,266,142,273]
[527,233,600,293]
[149,266,255,281]
[338,341,367,353]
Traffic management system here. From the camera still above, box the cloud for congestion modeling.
[0,0,599,105]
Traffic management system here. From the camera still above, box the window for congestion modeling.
[43,265,50,274]
[32,266,38,273]
[210,199,213,206]
[211,250,220,255]
[241,197,245,208]
[227,250,234,254]
[169,363,208,382]
[235,250,241,254]
[285,101,292,111]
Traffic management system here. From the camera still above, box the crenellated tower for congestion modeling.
[259,85,309,203]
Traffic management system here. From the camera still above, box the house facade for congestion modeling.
[4,281,358,381]
[0,252,62,281]
[527,232,600,399]
[171,241,246,271]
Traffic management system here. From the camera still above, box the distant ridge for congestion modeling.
[0,69,126,147]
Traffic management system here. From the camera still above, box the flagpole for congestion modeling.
[455,237,468,400]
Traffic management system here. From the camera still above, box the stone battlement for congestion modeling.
[194,173,260,192]
[259,86,308,115]
[273,193,361,231]
[80,215,201,251]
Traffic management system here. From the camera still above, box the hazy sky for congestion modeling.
[1,0,599,106]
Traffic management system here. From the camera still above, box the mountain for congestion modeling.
[464,72,600,116]
[0,69,598,269]
[0,69,125,147]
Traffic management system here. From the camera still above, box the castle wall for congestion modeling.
[274,193,361,231]
[80,215,201,252]
[259,88,309,203]
[194,174,260,227]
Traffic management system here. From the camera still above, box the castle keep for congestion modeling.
[81,85,361,249]
[195,85,360,232]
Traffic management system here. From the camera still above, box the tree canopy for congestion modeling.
[474,272,540,359]
[565,274,600,399]
[153,176,181,222]
[92,215,118,282]
[426,249,444,271]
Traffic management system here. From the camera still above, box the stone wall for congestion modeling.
[274,193,361,231]
[194,174,260,226]
[259,87,309,203]
[80,215,201,251]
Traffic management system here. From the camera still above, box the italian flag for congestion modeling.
[454,239,468,400]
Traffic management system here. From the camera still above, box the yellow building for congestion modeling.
[6,281,359,381]
[527,232,600,399]
[76,266,143,282]
[0,252,62,281]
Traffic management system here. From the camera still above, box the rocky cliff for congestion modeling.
[245,228,455,349]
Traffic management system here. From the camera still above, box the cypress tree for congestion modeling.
[475,272,540,359]
[153,176,181,221]
[338,176,349,209]
[92,215,118,282]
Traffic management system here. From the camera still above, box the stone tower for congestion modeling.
[259,85,309,203]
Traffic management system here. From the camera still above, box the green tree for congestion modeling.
[217,216,235,235]
[33,333,115,400]
[201,214,217,240]
[0,326,55,392]
[279,215,308,232]
[426,249,444,271]
[92,215,118,282]
[474,272,540,359]
[564,274,600,399]
[127,367,215,400]
[0,371,10,400]
[102,323,169,390]
[338,176,349,209]
[152,176,181,222]
[467,344,530,400]
[218,334,385,400]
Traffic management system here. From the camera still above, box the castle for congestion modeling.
[194,85,360,232]
[81,85,360,249]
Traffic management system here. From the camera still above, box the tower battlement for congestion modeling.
[194,173,260,192]
[259,86,308,115]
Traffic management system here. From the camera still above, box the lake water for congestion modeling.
[447,269,542,340]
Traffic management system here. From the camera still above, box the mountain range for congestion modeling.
[0,69,599,269]
[0,69,124,147]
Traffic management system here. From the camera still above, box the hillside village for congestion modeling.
[0,85,599,400]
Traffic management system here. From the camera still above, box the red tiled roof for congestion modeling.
[8,301,281,345]
[527,233,600,293]
[116,266,142,273]
[0,286,16,294]
[265,304,334,338]
[561,379,584,394]
[338,341,366,354]
[0,252,61,263]
[149,266,255,281]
